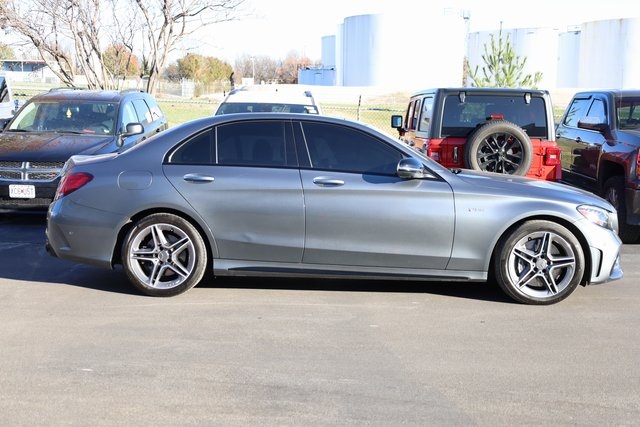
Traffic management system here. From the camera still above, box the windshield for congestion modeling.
[616,96,640,131]
[7,100,117,135]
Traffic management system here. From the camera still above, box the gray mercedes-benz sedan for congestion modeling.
[45,113,623,304]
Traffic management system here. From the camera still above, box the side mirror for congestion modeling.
[578,116,608,133]
[117,122,144,147]
[122,122,144,137]
[397,158,432,179]
[390,114,404,129]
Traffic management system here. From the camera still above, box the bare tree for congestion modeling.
[0,0,245,94]
[132,0,245,95]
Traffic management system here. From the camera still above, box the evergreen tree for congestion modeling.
[469,28,543,88]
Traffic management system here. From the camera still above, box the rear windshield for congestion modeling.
[441,94,548,138]
[216,102,319,115]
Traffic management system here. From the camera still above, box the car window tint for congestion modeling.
[169,129,214,164]
[301,122,403,175]
[144,97,164,121]
[215,120,291,167]
[132,99,152,125]
[563,98,591,128]
[617,96,640,130]
[442,94,548,138]
[121,102,139,127]
[418,96,434,133]
[587,98,606,123]
[407,98,419,131]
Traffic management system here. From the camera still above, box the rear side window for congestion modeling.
[216,120,295,167]
[168,121,295,167]
[442,94,548,138]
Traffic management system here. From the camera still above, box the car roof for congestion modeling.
[30,89,150,103]
[222,86,317,105]
[409,87,550,97]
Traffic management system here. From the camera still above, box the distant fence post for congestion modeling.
[357,95,362,121]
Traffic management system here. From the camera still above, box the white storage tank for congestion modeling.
[578,18,640,88]
[321,35,336,68]
[337,12,465,89]
[556,29,581,88]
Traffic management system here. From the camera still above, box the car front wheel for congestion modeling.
[122,213,208,297]
[493,220,585,305]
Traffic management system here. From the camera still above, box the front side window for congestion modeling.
[586,98,606,124]
[120,102,139,128]
[563,98,591,128]
[132,99,153,125]
[418,96,434,133]
[407,98,420,131]
[301,122,404,175]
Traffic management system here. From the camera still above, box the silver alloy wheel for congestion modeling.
[475,132,525,174]
[127,223,196,290]
[506,230,577,299]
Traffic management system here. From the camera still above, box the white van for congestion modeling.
[0,75,18,127]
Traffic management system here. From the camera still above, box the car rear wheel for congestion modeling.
[494,220,584,305]
[464,120,533,176]
[122,213,208,297]
[603,176,640,243]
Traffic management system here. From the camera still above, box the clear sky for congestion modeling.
[189,0,640,64]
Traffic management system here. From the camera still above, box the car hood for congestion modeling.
[453,170,614,210]
[0,132,116,161]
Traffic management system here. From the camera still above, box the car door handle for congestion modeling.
[183,174,215,183]
[312,177,345,187]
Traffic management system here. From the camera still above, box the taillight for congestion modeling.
[544,147,561,166]
[427,145,441,161]
[636,149,640,178]
[54,172,93,201]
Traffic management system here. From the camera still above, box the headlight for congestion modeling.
[577,205,615,231]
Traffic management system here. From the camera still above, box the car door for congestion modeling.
[556,95,606,184]
[295,120,455,270]
[163,119,305,262]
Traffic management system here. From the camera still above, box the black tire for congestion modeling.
[464,120,533,176]
[493,220,585,305]
[122,213,208,297]
[603,176,640,243]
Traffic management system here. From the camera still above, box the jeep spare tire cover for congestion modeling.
[464,120,533,176]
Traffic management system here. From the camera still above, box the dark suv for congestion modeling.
[0,88,168,209]
[392,87,562,181]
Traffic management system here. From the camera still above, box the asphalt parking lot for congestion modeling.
[1,211,639,426]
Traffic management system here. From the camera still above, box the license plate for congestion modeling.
[9,184,36,199]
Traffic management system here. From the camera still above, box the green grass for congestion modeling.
[158,100,218,127]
